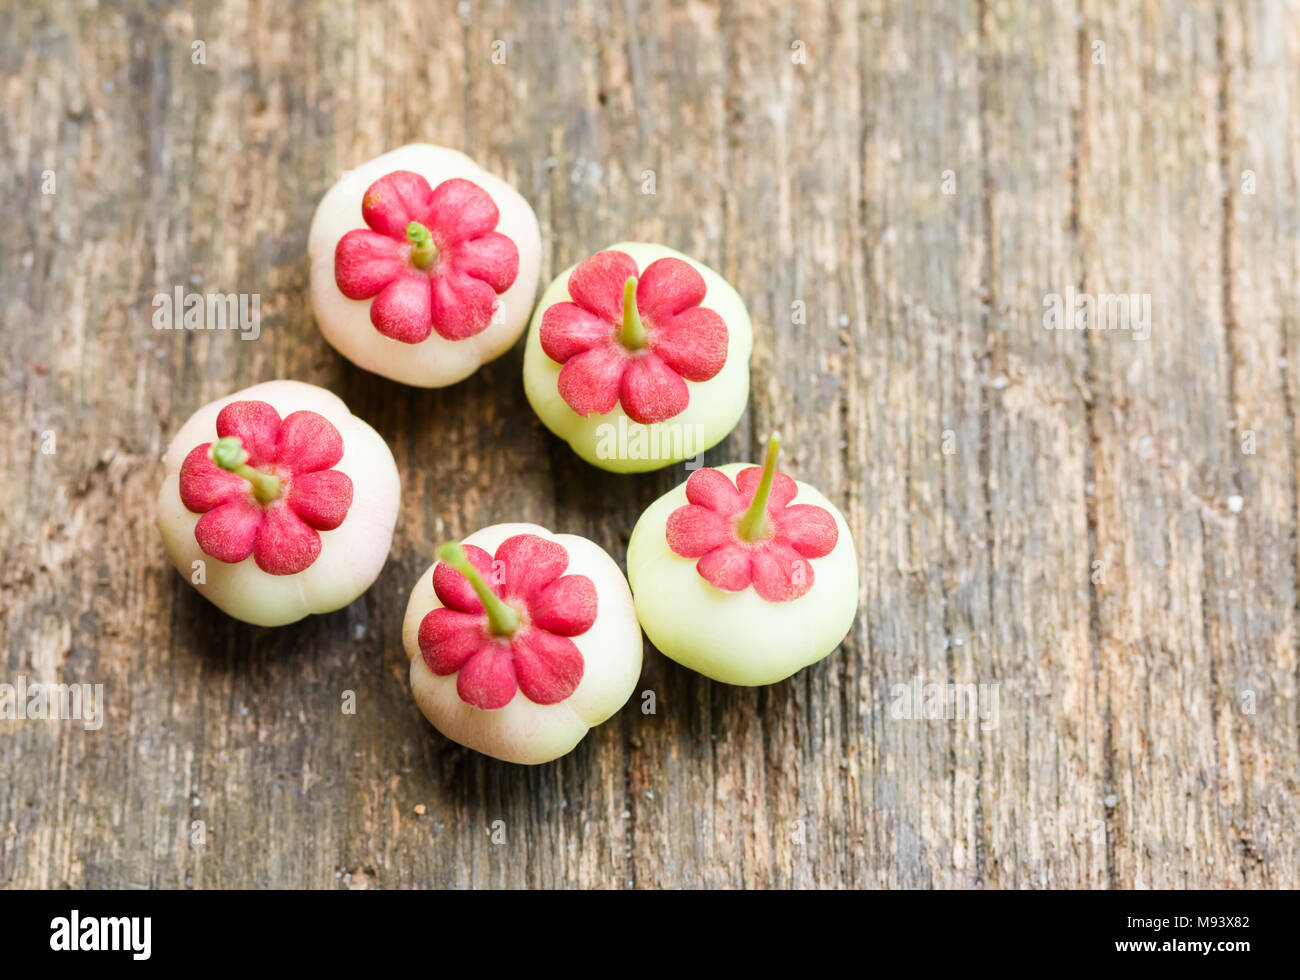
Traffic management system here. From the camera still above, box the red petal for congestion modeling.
[539,302,615,363]
[252,504,322,575]
[428,267,496,340]
[179,443,248,512]
[433,543,495,613]
[666,504,734,557]
[685,467,745,513]
[557,345,626,417]
[511,628,584,705]
[634,257,707,324]
[777,504,839,558]
[276,410,345,474]
[651,306,728,382]
[447,230,518,293]
[334,229,403,299]
[193,498,262,565]
[216,400,282,465]
[288,470,354,530]
[426,178,500,246]
[619,352,689,424]
[751,541,814,602]
[361,171,435,240]
[418,608,489,675]
[493,534,569,599]
[370,275,433,343]
[528,575,597,635]
[736,467,799,511]
[696,543,753,592]
[568,250,639,323]
[456,642,518,710]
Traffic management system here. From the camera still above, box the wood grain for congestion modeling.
[1,0,1296,888]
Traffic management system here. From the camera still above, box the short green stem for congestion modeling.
[438,541,520,637]
[212,436,281,504]
[407,221,439,269]
[619,276,647,349]
[737,432,782,541]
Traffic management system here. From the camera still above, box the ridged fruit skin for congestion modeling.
[523,242,752,472]
[309,144,542,387]
[402,523,644,765]
[157,380,400,627]
[627,463,858,685]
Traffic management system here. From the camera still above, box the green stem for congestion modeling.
[211,436,281,504]
[407,221,439,269]
[438,541,520,637]
[619,276,647,349]
[737,433,782,542]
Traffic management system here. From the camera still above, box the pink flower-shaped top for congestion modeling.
[418,534,596,710]
[179,400,354,576]
[334,170,519,344]
[666,466,838,602]
[539,250,728,424]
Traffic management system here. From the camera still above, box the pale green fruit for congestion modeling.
[402,523,644,765]
[522,242,752,472]
[156,380,401,627]
[309,143,542,388]
[627,462,858,686]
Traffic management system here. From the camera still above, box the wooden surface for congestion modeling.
[2,0,1297,889]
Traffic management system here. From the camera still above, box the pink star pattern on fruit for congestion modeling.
[418,534,596,709]
[666,466,839,602]
[539,250,728,424]
[179,400,354,576]
[334,170,519,343]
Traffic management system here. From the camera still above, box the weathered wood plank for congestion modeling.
[852,0,993,889]
[1,0,1296,889]
[1221,0,1300,887]
[1081,0,1299,887]
[975,0,1101,888]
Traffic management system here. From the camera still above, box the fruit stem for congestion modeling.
[737,432,782,542]
[407,221,439,269]
[438,541,520,637]
[212,436,281,504]
[619,276,647,350]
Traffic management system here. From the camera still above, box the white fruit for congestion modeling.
[523,242,752,472]
[156,380,401,627]
[402,523,643,764]
[627,462,859,686]
[309,143,542,387]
